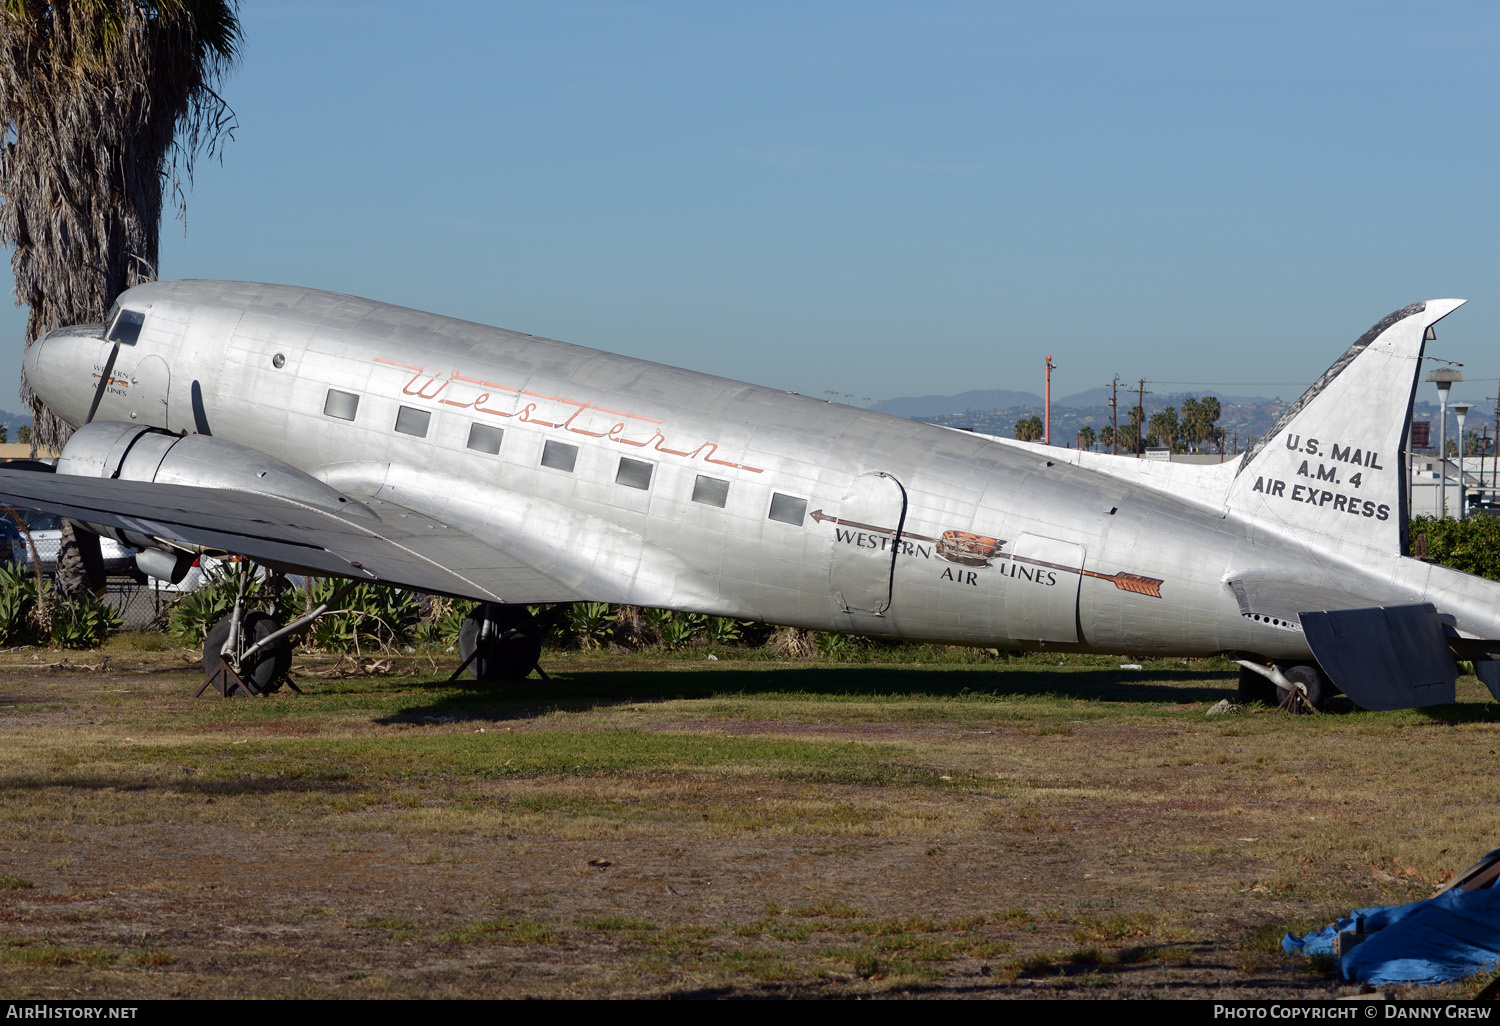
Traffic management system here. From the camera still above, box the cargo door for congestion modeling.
[1002,533,1084,643]
[827,472,907,614]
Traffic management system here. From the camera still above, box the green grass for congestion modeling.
[5,651,1500,998]
[445,917,561,945]
[0,937,113,968]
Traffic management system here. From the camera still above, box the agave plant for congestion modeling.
[568,602,615,650]
[0,563,120,648]
[701,616,745,646]
[296,579,422,653]
[659,612,706,651]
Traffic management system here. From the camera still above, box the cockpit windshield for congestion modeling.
[106,308,145,346]
[99,302,119,340]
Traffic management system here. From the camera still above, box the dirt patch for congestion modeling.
[0,660,1486,999]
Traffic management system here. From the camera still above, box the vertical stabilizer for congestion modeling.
[1224,299,1465,556]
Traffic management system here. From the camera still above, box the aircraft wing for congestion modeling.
[0,467,583,603]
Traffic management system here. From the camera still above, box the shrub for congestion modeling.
[702,616,745,646]
[50,591,123,649]
[1410,515,1500,580]
[567,602,614,650]
[167,562,259,646]
[293,578,422,653]
[0,565,121,649]
[414,595,474,648]
[659,612,705,650]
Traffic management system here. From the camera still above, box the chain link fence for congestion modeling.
[99,579,187,631]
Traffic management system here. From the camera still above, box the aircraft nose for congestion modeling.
[22,324,106,428]
[22,333,51,396]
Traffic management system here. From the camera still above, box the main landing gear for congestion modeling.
[197,573,360,698]
[195,570,552,696]
[450,603,545,683]
[201,610,292,696]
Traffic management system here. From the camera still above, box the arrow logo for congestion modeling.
[813,509,1163,598]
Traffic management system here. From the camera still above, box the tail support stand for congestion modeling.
[449,603,560,683]
[195,658,260,698]
[197,566,253,697]
[196,577,360,698]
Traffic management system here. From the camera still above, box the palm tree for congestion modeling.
[2,1,239,596]
[1148,407,1180,453]
[1014,415,1043,442]
[1,0,241,451]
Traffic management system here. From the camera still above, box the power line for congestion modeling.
[1146,380,1305,387]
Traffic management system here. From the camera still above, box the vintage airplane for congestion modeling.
[0,281,1494,709]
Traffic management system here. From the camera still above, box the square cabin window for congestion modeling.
[467,422,504,455]
[692,475,729,508]
[395,405,430,437]
[616,457,654,490]
[323,388,359,421]
[768,492,808,526]
[540,439,578,473]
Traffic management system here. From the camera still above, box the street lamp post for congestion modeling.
[1427,365,1462,517]
[1455,403,1470,519]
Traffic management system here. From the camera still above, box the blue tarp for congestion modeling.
[1283,885,1500,986]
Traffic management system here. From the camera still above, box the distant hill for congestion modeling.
[869,390,1041,419]
[868,386,1288,449]
[872,387,1292,420]
[1053,387,1284,408]
[868,383,1491,453]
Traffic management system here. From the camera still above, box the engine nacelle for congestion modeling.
[55,421,371,565]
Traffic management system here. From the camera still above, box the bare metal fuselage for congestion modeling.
[22,281,1500,663]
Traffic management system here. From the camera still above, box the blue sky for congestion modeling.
[5,0,1500,413]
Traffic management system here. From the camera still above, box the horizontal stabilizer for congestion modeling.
[1474,662,1500,703]
[1299,603,1456,711]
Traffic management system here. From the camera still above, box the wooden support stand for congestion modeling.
[196,658,259,698]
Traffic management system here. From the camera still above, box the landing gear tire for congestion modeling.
[203,611,292,695]
[1277,663,1330,713]
[1237,664,1278,706]
[459,604,542,683]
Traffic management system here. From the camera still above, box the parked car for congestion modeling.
[12,513,140,577]
[152,555,304,595]
[0,517,23,569]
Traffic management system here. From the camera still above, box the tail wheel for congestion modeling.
[1237,664,1278,706]
[1278,663,1330,713]
[203,611,291,695]
[458,604,542,683]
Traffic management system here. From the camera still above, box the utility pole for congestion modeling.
[1109,376,1119,455]
[1485,425,1492,500]
[1135,379,1150,456]
[1489,393,1500,497]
